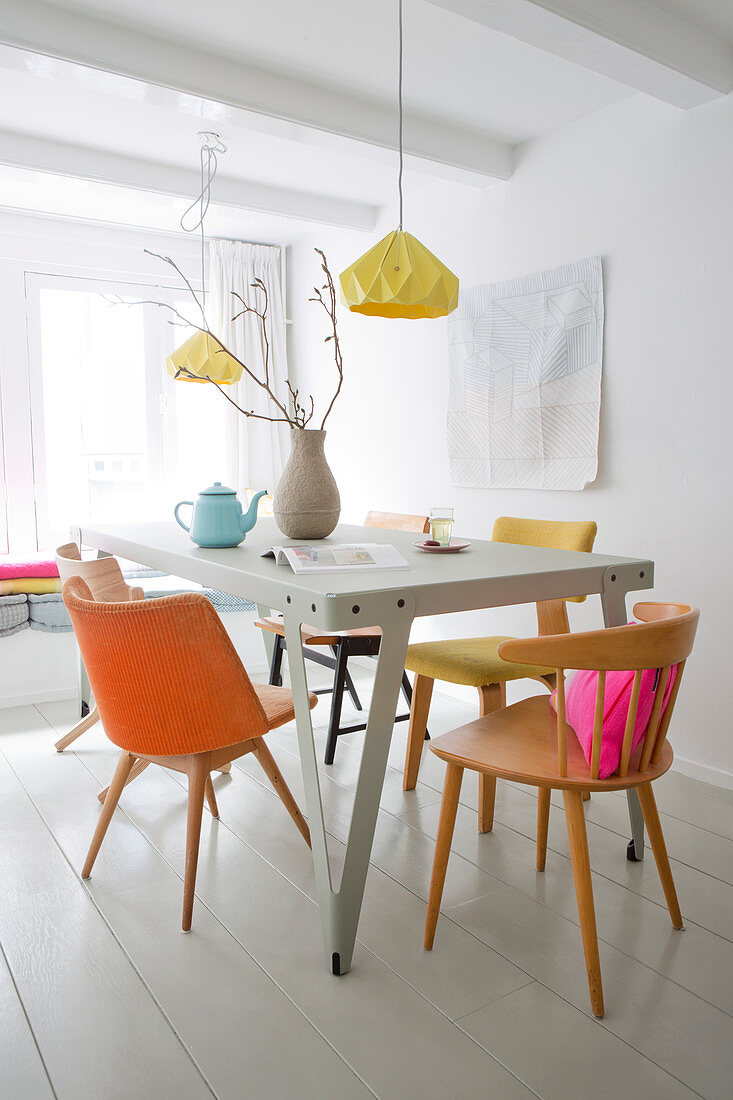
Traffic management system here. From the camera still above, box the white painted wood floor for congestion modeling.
[1,666,732,1100]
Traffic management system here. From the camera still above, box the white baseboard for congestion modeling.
[0,688,78,711]
[672,755,733,792]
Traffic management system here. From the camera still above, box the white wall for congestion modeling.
[287,93,733,786]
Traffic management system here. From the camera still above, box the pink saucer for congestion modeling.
[413,539,471,553]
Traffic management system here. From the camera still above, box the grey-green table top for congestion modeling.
[80,519,654,631]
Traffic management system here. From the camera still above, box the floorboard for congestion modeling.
[0,675,730,1100]
[0,943,55,1100]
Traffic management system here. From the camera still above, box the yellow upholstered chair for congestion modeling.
[402,517,598,831]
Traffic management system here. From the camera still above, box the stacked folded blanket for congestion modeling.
[0,554,61,595]
[0,557,255,634]
[0,594,30,637]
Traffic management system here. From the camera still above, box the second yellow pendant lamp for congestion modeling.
[340,0,459,320]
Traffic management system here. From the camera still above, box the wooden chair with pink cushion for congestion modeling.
[423,601,699,1017]
[255,509,431,765]
[63,576,314,931]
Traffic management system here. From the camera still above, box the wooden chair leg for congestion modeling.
[99,758,228,804]
[478,775,496,833]
[477,682,506,833]
[252,739,311,848]
[268,633,284,687]
[324,641,349,765]
[182,754,209,933]
[582,791,591,802]
[403,674,434,791]
[205,776,219,818]
[636,783,683,929]
[98,757,150,803]
[424,762,464,949]
[563,789,604,1017]
[55,705,99,752]
[537,787,550,871]
[82,751,136,878]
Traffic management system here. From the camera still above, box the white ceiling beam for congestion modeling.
[0,0,513,183]
[0,130,379,231]
[427,0,733,108]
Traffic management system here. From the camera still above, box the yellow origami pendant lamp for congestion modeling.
[166,134,243,385]
[166,330,243,385]
[340,0,458,319]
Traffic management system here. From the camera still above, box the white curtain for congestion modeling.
[209,240,289,494]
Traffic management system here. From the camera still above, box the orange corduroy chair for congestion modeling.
[63,576,315,931]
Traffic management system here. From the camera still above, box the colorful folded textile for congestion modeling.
[0,577,63,595]
[0,553,59,580]
[0,578,255,634]
[28,593,73,633]
[0,593,29,637]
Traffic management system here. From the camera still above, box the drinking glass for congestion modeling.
[430,507,454,546]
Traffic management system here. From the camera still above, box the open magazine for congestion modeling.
[261,543,409,574]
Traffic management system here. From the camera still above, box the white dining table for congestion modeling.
[79,517,654,976]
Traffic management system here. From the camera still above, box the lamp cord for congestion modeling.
[398,0,404,232]
[180,133,227,312]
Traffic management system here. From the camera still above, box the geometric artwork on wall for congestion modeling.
[447,256,603,490]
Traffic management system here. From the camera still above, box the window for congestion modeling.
[23,273,233,549]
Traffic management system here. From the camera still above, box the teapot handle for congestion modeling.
[174,501,193,533]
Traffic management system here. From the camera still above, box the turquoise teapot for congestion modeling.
[174,484,267,548]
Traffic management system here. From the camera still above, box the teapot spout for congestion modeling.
[241,490,267,533]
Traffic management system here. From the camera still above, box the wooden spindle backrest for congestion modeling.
[491,517,598,637]
[56,543,144,603]
[364,511,431,534]
[498,602,699,779]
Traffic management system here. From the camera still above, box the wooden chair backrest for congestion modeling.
[364,511,431,534]
[56,543,144,602]
[499,602,699,779]
[491,516,598,636]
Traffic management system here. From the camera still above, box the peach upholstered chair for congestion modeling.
[423,601,699,1017]
[63,576,315,931]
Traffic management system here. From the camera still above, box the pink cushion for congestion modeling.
[551,664,677,778]
[0,554,59,580]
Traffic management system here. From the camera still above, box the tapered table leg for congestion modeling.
[602,572,645,860]
[284,601,413,975]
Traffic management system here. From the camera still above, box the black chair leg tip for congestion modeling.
[627,839,641,862]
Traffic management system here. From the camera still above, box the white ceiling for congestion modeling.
[36,0,633,142]
[647,0,733,43]
[0,50,398,205]
[0,0,731,240]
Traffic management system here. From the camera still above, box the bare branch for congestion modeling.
[119,248,343,433]
[174,366,296,425]
[143,250,208,328]
[312,248,344,430]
